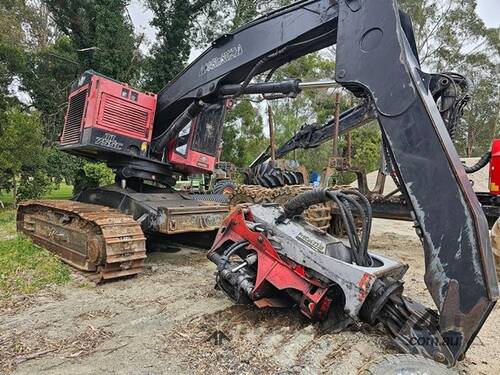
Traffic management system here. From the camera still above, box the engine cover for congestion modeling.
[60,70,157,160]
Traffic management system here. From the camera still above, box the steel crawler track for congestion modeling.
[17,200,146,283]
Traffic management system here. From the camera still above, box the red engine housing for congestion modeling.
[60,71,157,159]
[209,206,333,320]
[489,139,500,195]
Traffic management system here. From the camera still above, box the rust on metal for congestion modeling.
[254,297,291,308]
[157,200,228,234]
[17,200,146,283]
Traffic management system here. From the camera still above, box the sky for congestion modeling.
[127,0,500,56]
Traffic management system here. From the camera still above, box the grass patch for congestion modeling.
[0,210,16,239]
[0,191,13,205]
[0,183,74,207]
[0,235,70,304]
[45,183,74,200]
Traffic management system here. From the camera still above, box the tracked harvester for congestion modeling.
[18,0,498,366]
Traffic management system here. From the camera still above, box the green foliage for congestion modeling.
[0,3,27,124]
[269,53,342,174]
[197,0,294,37]
[0,170,10,192]
[45,147,84,185]
[142,0,286,92]
[73,162,115,194]
[0,184,74,207]
[221,99,264,167]
[44,183,73,200]
[16,172,53,201]
[350,125,382,173]
[0,234,70,302]
[399,0,498,72]
[231,0,261,28]
[0,108,44,173]
[454,77,500,156]
[330,124,382,185]
[143,0,192,92]
[43,0,141,83]
[20,36,80,140]
[143,0,222,92]
[0,1,139,187]
[0,108,51,203]
[399,0,499,156]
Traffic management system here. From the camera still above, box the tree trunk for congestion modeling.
[466,128,473,157]
[12,173,17,209]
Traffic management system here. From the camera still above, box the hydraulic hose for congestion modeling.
[151,100,205,154]
[219,241,249,271]
[281,189,330,219]
[280,189,373,266]
[463,151,491,174]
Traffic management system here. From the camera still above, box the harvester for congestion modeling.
[17,0,498,367]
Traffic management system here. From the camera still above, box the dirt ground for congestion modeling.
[1,219,499,375]
[352,157,489,194]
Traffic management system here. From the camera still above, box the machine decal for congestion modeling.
[296,232,325,253]
[95,133,124,150]
[199,44,243,76]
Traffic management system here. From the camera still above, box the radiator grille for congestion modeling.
[61,89,87,144]
[101,97,149,139]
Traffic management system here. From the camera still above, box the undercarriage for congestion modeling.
[17,200,146,282]
[17,187,228,282]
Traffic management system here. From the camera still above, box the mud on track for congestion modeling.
[1,220,499,374]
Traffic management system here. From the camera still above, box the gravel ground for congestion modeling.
[0,220,499,375]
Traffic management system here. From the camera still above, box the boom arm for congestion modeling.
[335,0,497,363]
[153,0,497,364]
[336,0,498,359]
[253,74,469,165]
[154,0,341,137]
[251,100,377,167]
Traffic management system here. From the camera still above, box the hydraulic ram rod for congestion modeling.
[298,80,338,90]
[218,79,338,97]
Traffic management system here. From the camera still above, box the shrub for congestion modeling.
[73,162,115,194]
[16,172,53,201]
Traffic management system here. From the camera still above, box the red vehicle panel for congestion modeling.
[61,72,157,146]
[166,119,217,174]
[489,139,500,195]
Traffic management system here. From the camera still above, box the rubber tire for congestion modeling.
[362,354,457,375]
[212,180,237,196]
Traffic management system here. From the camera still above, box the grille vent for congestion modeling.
[101,96,149,139]
[61,89,87,144]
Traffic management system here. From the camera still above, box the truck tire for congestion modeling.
[361,354,457,375]
[213,180,237,196]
